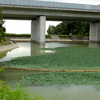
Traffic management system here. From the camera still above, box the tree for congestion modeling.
[0,7,6,43]
[47,25,55,34]
[47,21,89,36]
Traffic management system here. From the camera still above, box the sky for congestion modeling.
[4,0,100,34]
[39,0,100,5]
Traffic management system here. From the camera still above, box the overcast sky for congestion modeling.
[5,0,100,34]
[39,0,100,5]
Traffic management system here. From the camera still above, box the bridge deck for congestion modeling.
[0,0,100,11]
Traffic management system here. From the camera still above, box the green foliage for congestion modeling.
[5,33,30,37]
[58,34,69,38]
[45,34,51,38]
[0,68,4,72]
[0,80,48,100]
[47,25,55,34]
[6,33,52,39]
[1,47,100,70]
[47,21,89,36]
[0,7,6,43]
[0,39,11,46]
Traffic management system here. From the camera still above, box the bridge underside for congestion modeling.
[2,6,100,44]
[31,16,100,44]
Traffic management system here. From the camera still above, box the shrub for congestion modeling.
[45,34,51,38]
[5,33,30,37]
[58,34,69,38]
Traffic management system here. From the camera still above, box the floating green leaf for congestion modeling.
[1,47,100,70]
[20,71,100,91]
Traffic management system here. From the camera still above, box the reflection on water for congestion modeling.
[0,42,87,62]
[31,43,45,56]
[0,52,7,59]
[0,69,42,84]
[1,42,100,62]
[25,85,100,100]
[89,42,100,48]
[0,42,31,62]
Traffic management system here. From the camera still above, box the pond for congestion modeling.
[0,42,100,100]
[1,42,99,62]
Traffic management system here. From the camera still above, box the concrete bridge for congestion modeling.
[1,0,100,44]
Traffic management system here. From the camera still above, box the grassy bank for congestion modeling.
[5,33,89,40]
[5,33,30,38]
[0,39,11,46]
[5,33,50,38]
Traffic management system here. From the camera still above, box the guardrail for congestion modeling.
[0,0,100,11]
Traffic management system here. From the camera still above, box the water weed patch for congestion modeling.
[0,47,100,70]
[20,71,100,91]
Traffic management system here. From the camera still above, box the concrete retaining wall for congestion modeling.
[0,43,19,53]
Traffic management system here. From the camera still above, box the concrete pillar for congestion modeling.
[31,16,46,44]
[31,20,37,42]
[90,22,100,42]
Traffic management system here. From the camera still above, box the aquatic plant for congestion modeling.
[1,47,100,70]
[20,71,100,91]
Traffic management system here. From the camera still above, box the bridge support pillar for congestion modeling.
[90,22,100,43]
[31,16,46,44]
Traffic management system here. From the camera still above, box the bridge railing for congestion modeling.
[0,0,100,11]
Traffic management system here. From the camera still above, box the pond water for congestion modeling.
[1,69,100,100]
[0,42,100,100]
[0,42,88,62]
[1,42,100,62]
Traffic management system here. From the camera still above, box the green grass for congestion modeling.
[0,39,11,46]
[1,47,100,70]
[0,80,48,100]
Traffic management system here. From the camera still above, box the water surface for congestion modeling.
[1,42,100,100]
[0,42,89,61]
[1,69,100,100]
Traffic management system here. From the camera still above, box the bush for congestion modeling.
[0,8,7,43]
[45,34,51,38]
[58,34,69,38]
[5,33,30,37]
